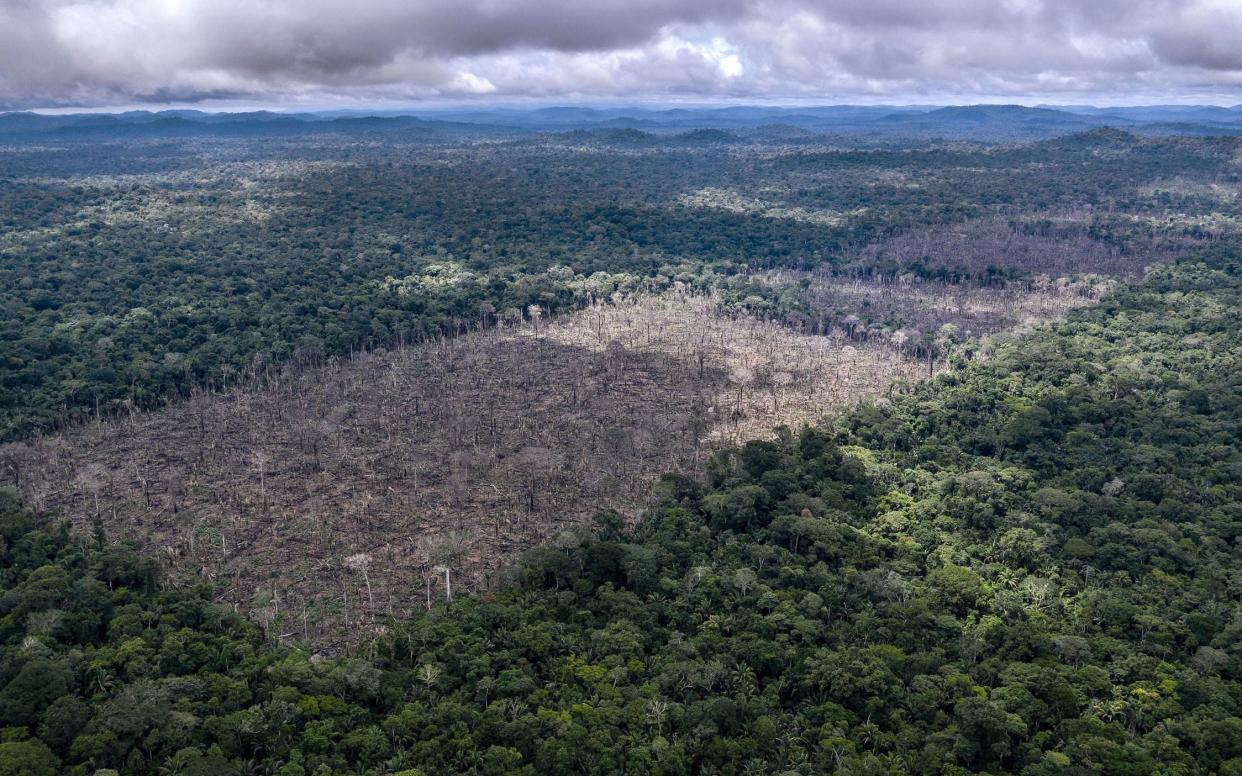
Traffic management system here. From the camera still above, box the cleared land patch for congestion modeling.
[837,215,1197,280]
[759,270,1113,344]
[6,293,927,649]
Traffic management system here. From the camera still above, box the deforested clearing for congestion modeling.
[759,269,1114,342]
[8,292,928,648]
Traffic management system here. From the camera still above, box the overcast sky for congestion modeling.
[3,0,1242,110]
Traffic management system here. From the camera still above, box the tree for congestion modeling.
[527,304,543,337]
[952,697,1026,769]
[417,530,470,603]
[731,567,757,597]
[0,741,60,776]
[0,658,71,725]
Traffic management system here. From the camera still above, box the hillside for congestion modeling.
[5,104,1242,143]
[0,253,1238,775]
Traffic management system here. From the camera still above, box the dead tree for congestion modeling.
[417,530,470,606]
[605,339,626,385]
[527,304,543,338]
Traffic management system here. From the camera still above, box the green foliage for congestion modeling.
[4,132,1238,439]
[0,255,1240,774]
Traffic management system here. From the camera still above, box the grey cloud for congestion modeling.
[0,0,1239,108]
[1148,4,1242,71]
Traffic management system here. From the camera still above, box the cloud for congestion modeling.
[1147,2,1242,71]
[0,0,1239,108]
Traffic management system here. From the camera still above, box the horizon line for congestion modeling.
[8,99,1242,117]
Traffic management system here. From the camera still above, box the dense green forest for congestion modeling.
[2,252,1237,775]
[2,131,1238,439]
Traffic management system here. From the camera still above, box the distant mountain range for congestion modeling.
[2,103,1241,143]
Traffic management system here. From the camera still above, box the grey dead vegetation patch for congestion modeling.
[759,270,1114,343]
[8,292,926,650]
[1140,178,1242,202]
[838,214,1190,280]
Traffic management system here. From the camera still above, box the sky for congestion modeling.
[3,0,1242,110]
